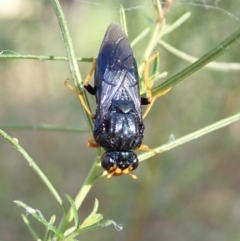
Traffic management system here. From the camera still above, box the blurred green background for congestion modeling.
[0,0,240,240]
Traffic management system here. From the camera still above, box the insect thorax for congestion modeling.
[94,98,144,151]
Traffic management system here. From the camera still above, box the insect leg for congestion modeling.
[142,52,171,119]
[137,144,161,154]
[142,88,171,119]
[86,136,100,148]
[64,80,95,118]
[64,59,96,118]
[83,58,96,89]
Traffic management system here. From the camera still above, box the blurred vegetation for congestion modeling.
[0,0,240,240]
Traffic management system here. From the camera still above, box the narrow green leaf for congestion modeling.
[161,12,191,36]
[80,219,123,233]
[65,194,79,231]
[80,214,103,229]
[150,72,168,84]
[44,215,56,241]
[0,130,65,212]
[80,199,102,229]
[22,214,41,241]
[152,53,160,78]
[120,5,128,36]
[50,0,94,134]
[0,124,89,133]
[131,27,151,48]
[14,201,65,239]
[58,156,101,234]
[65,219,122,240]
[138,111,240,162]
[152,27,240,97]
[0,52,93,62]
[159,39,240,72]
[89,198,99,216]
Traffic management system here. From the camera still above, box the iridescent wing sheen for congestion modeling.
[94,23,141,120]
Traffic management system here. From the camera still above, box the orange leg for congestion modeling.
[136,144,161,154]
[142,52,172,119]
[142,88,171,119]
[64,59,96,118]
[83,58,96,86]
[143,52,160,101]
[86,136,100,148]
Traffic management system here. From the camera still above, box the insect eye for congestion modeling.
[101,153,115,171]
[131,156,139,170]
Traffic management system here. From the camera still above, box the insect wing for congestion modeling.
[95,23,141,119]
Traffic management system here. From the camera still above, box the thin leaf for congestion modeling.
[0,124,89,133]
[152,53,160,77]
[57,156,101,234]
[79,219,123,233]
[0,51,93,62]
[50,0,103,236]
[120,5,128,36]
[44,215,56,241]
[65,194,79,231]
[14,201,65,239]
[152,27,240,97]
[65,219,122,240]
[140,71,168,95]
[21,214,41,241]
[138,111,240,162]
[80,199,102,229]
[159,39,240,71]
[0,130,65,212]
[161,12,191,36]
[151,72,168,83]
[50,0,94,133]
[80,214,103,229]
[131,27,151,48]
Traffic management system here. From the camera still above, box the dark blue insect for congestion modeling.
[84,23,150,178]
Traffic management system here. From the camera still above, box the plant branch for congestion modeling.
[0,124,89,133]
[159,39,240,71]
[152,27,240,96]
[50,0,94,133]
[0,52,93,62]
[0,130,66,212]
[138,111,240,162]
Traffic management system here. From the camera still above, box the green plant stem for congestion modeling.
[138,111,240,162]
[0,130,66,212]
[15,201,65,239]
[152,27,240,96]
[57,157,101,237]
[0,124,89,133]
[50,0,105,237]
[120,5,128,36]
[50,0,93,133]
[158,39,240,71]
[44,215,56,241]
[22,215,40,241]
[138,7,163,93]
[160,12,191,36]
[138,17,161,77]
[131,27,151,48]
[50,1,82,87]
[0,53,92,62]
